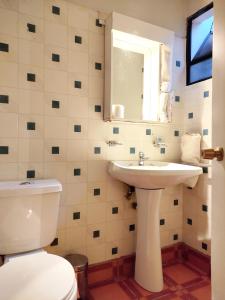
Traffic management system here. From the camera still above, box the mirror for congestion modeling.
[112,47,144,120]
[104,13,175,123]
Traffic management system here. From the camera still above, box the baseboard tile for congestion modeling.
[88,242,211,287]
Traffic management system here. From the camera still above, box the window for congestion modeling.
[186,3,213,85]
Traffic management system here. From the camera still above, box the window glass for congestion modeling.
[190,58,212,83]
[187,3,213,85]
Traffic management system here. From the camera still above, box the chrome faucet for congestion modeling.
[138,151,149,166]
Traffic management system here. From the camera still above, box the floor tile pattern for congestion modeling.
[88,263,211,300]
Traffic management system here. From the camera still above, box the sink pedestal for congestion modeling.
[135,188,163,292]
[109,160,203,291]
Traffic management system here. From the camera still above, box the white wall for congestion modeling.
[187,0,212,15]
[69,0,187,37]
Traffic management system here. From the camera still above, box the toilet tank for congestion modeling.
[0,179,62,255]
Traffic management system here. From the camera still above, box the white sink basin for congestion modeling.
[108,160,203,292]
[109,160,203,189]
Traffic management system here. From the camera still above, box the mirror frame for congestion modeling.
[104,12,175,123]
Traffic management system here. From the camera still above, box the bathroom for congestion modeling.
[0,0,224,299]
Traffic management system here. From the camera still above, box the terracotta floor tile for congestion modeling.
[126,278,169,297]
[163,264,200,285]
[88,268,114,286]
[89,282,133,300]
[190,284,211,300]
[88,263,211,300]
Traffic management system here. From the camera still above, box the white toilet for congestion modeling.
[0,179,77,300]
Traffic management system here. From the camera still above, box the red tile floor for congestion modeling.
[88,262,211,300]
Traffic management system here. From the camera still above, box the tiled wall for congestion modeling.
[1,0,211,262]
[0,0,186,264]
[182,79,212,256]
[174,33,212,255]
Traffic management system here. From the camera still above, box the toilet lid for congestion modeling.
[0,252,77,300]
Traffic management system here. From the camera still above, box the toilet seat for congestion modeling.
[0,251,77,300]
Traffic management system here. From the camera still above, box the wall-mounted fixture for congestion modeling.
[106,140,123,146]
[104,12,174,123]
[153,136,166,148]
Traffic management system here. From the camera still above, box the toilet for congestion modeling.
[0,179,77,300]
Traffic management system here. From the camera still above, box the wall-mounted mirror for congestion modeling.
[113,46,144,121]
[104,12,175,123]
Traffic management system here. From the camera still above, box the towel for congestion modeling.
[160,45,171,82]
[181,133,201,164]
[158,92,172,122]
[161,81,171,93]
[159,44,172,122]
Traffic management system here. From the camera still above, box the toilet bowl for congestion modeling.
[0,250,77,300]
[0,179,77,300]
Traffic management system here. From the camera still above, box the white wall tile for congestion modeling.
[19,65,44,90]
[45,69,67,93]
[44,139,67,161]
[66,161,87,183]
[44,162,67,183]
[19,138,44,162]
[19,14,44,42]
[18,162,44,180]
[45,21,67,47]
[67,95,88,118]
[68,27,88,52]
[19,39,44,67]
[18,90,44,114]
[68,72,88,96]
[0,61,18,87]
[44,116,67,139]
[0,87,18,113]
[0,34,18,62]
[19,114,44,138]
[68,3,89,30]
[89,76,103,98]
[67,117,88,139]
[67,140,88,161]
[0,138,18,162]
[0,0,18,11]
[87,182,106,203]
[88,32,104,57]
[44,45,67,71]
[87,202,106,225]
[0,8,18,37]
[0,163,18,180]
[44,92,68,116]
[65,182,87,205]
[19,0,44,18]
[0,113,18,137]
[68,50,88,74]
[44,0,68,25]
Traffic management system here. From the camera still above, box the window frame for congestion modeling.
[186,2,213,86]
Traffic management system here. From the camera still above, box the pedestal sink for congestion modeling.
[108,161,202,292]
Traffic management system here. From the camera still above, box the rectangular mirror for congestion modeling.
[112,47,144,120]
[104,13,175,123]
